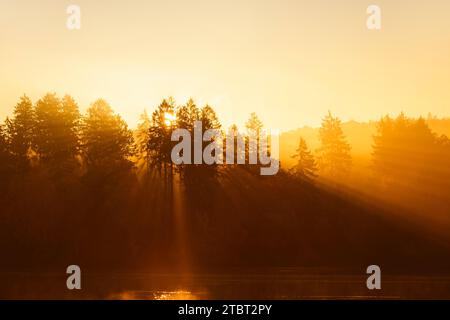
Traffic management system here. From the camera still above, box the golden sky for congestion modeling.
[1,0,450,129]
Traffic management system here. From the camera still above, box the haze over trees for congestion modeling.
[1,92,450,278]
[371,113,450,217]
[316,111,352,179]
[82,99,134,177]
[5,95,35,171]
[290,137,317,181]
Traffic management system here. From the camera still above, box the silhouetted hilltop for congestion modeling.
[280,117,450,169]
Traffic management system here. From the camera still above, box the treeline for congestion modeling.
[291,112,450,227]
[1,93,450,273]
[0,94,274,185]
[0,95,133,184]
[3,94,449,188]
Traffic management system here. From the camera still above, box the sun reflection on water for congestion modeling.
[112,290,199,300]
[153,290,198,300]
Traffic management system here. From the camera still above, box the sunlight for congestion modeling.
[111,290,199,300]
[164,112,176,126]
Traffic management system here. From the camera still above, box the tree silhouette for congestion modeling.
[176,98,200,131]
[0,124,8,158]
[201,104,221,131]
[245,112,264,165]
[5,95,35,170]
[290,137,318,181]
[32,93,81,177]
[147,98,176,177]
[2,92,450,288]
[200,104,222,164]
[174,100,222,186]
[372,113,436,185]
[0,124,13,185]
[316,111,352,179]
[224,124,245,165]
[61,95,81,160]
[245,112,263,135]
[174,101,223,214]
[34,93,61,162]
[135,110,151,172]
[81,99,133,175]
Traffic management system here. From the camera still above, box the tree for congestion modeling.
[148,98,177,176]
[224,124,244,165]
[174,101,222,209]
[199,104,222,168]
[201,104,221,131]
[245,112,264,165]
[135,110,151,170]
[5,95,35,170]
[245,112,263,136]
[200,104,222,165]
[33,93,81,176]
[0,124,8,158]
[176,98,200,131]
[290,137,318,181]
[372,113,436,185]
[61,95,81,161]
[316,111,352,178]
[81,99,133,173]
[174,100,223,183]
[0,124,13,183]
[34,93,62,162]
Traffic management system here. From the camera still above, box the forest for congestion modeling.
[1,93,450,275]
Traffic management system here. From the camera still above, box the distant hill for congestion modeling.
[279,117,450,170]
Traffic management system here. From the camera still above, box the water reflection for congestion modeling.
[110,290,200,300]
[1,271,450,299]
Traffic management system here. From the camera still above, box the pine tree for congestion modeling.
[0,124,13,180]
[135,109,151,163]
[201,104,221,130]
[148,98,176,175]
[34,93,61,162]
[61,95,81,160]
[33,93,81,176]
[81,99,133,173]
[176,98,200,130]
[372,113,436,184]
[224,124,244,164]
[245,112,264,164]
[290,137,317,181]
[6,95,36,169]
[316,111,351,178]
[245,112,263,136]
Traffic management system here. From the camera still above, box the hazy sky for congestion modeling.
[1,0,450,129]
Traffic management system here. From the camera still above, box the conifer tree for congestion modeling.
[82,99,133,173]
[148,98,176,175]
[316,111,352,178]
[290,137,318,181]
[5,95,35,169]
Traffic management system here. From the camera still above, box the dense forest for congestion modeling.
[1,93,450,274]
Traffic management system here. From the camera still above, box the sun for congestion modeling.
[164,112,176,126]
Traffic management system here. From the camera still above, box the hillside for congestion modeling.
[279,117,450,169]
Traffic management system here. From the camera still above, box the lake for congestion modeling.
[1,270,450,299]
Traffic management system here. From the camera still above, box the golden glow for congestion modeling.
[111,290,199,300]
[153,290,198,300]
[164,112,176,126]
[1,1,450,129]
